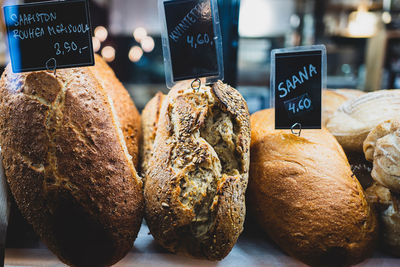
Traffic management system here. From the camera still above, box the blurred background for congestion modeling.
[1,0,400,114]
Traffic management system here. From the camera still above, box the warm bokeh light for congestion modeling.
[347,5,377,38]
[101,46,115,62]
[92,37,101,53]
[133,27,147,43]
[141,36,155,53]
[128,46,143,62]
[382,11,392,24]
[94,26,108,42]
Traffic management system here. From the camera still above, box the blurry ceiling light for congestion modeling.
[92,37,101,53]
[347,5,377,38]
[133,27,147,43]
[101,46,115,62]
[141,36,155,53]
[94,26,108,42]
[129,46,143,62]
[382,11,392,24]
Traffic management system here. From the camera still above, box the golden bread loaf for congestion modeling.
[0,56,143,266]
[248,108,377,266]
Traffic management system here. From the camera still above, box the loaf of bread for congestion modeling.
[366,183,400,256]
[364,120,400,193]
[90,54,141,168]
[248,109,377,266]
[0,56,143,266]
[322,89,364,126]
[140,92,165,176]
[144,81,250,260]
[326,90,400,152]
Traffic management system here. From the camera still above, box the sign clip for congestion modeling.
[191,78,201,92]
[45,58,57,76]
[291,122,302,136]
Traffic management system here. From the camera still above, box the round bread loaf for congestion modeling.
[326,90,400,153]
[248,109,377,266]
[322,89,365,126]
[0,56,143,266]
[144,81,250,260]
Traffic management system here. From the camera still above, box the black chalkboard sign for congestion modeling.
[3,0,94,73]
[271,46,326,129]
[161,0,223,88]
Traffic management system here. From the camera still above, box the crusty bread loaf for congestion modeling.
[364,120,400,193]
[0,57,143,266]
[248,109,377,266]
[140,92,165,176]
[144,81,250,260]
[90,54,141,168]
[366,183,400,256]
[326,90,400,152]
[322,89,365,126]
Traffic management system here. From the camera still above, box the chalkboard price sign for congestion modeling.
[3,0,94,73]
[160,0,223,88]
[271,46,326,130]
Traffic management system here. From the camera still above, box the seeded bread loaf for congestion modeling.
[140,92,165,176]
[248,108,377,266]
[144,81,250,260]
[0,56,143,266]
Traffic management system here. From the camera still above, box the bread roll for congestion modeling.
[364,120,400,193]
[248,109,377,266]
[0,57,143,266]
[140,92,165,176]
[144,81,250,260]
[366,183,400,256]
[326,90,400,152]
[322,89,364,126]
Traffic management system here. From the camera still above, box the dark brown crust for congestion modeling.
[139,92,165,176]
[0,61,143,266]
[144,81,250,260]
[248,109,377,267]
[89,54,141,169]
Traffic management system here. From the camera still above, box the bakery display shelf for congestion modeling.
[4,221,400,267]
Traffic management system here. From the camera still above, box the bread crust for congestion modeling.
[366,183,400,256]
[326,90,400,152]
[363,120,400,193]
[144,81,250,260]
[322,89,365,126]
[140,92,165,176]
[89,54,141,168]
[248,109,377,266]
[0,60,143,266]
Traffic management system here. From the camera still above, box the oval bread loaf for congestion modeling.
[144,81,250,260]
[248,109,377,266]
[0,56,143,266]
